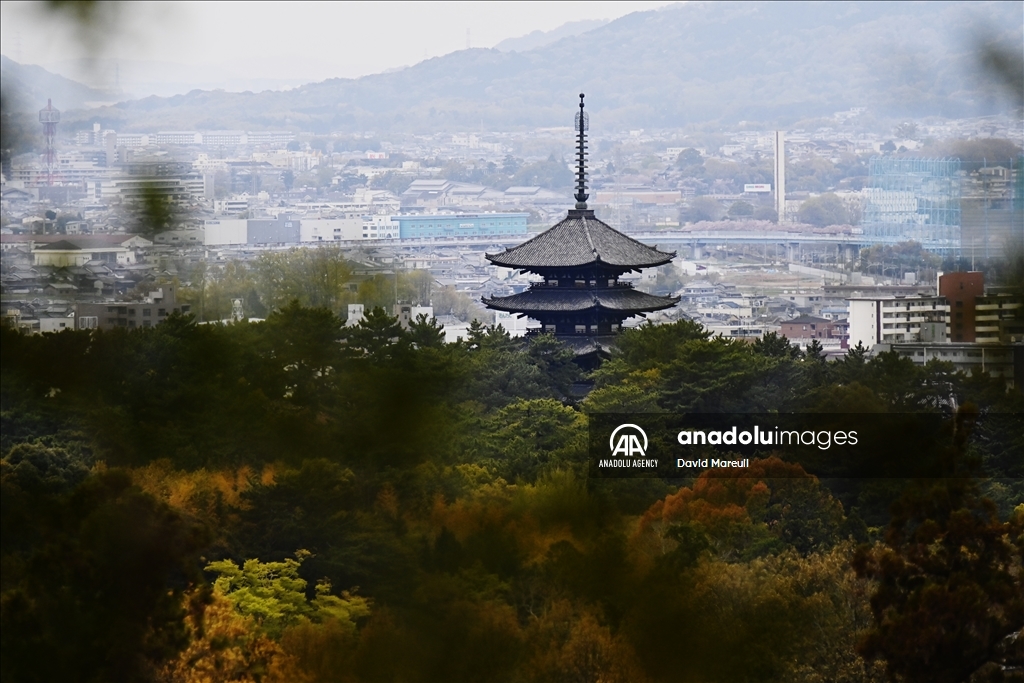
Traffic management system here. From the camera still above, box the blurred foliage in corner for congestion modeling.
[41,1,122,55]
[978,30,1024,113]
[0,89,36,171]
[124,181,187,238]
[4,2,115,169]
[2,2,196,240]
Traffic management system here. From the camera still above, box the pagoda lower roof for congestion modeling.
[547,334,618,356]
[486,209,674,269]
[483,287,679,313]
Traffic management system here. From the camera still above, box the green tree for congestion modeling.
[727,200,754,218]
[259,301,344,409]
[752,331,801,360]
[206,553,370,638]
[369,170,414,196]
[237,459,419,601]
[676,147,704,169]
[1,469,207,682]
[344,306,408,362]
[797,193,849,226]
[682,196,722,223]
[788,157,842,193]
[206,556,311,637]
[409,313,446,349]
[432,284,484,322]
[484,398,586,482]
[857,241,941,277]
[501,154,520,175]
[253,247,354,313]
[805,338,826,363]
[513,154,572,190]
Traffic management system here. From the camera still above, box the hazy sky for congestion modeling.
[2,1,676,89]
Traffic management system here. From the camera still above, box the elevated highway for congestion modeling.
[206,230,960,261]
[341,230,959,259]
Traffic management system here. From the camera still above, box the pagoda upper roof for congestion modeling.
[486,209,675,270]
[483,287,679,314]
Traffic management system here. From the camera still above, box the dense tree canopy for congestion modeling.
[797,192,852,226]
[2,308,1020,682]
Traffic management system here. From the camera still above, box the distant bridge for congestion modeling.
[339,230,960,258]
[208,230,960,260]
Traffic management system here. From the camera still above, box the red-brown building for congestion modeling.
[780,315,837,340]
[938,272,984,342]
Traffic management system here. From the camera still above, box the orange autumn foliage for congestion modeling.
[640,457,808,533]
[130,460,277,517]
[636,456,845,561]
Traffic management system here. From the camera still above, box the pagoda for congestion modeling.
[483,94,679,352]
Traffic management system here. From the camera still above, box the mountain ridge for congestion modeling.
[494,19,611,53]
[1,55,115,112]
[10,1,1023,133]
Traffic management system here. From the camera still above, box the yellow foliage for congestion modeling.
[525,600,648,683]
[427,476,581,568]
[159,592,309,683]
[130,460,277,518]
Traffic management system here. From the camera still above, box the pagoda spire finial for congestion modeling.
[574,93,589,210]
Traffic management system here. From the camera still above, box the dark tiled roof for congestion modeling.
[783,315,832,325]
[487,209,674,269]
[24,235,145,249]
[484,287,679,313]
[35,240,82,251]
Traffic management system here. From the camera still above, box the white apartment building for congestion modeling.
[112,175,198,205]
[114,133,149,148]
[848,296,949,349]
[251,150,319,171]
[214,196,251,216]
[203,131,246,147]
[193,154,229,173]
[975,294,1024,344]
[245,131,295,147]
[300,215,364,242]
[362,215,399,240]
[153,131,202,146]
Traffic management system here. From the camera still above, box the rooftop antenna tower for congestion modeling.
[574,93,589,210]
[39,99,60,186]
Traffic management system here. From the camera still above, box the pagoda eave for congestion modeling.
[484,211,675,271]
[482,289,680,314]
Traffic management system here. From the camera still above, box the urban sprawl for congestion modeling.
[2,106,1022,386]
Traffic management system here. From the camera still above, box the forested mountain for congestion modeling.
[44,0,1022,133]
[493,19,610,53]
[0,55,114,111]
